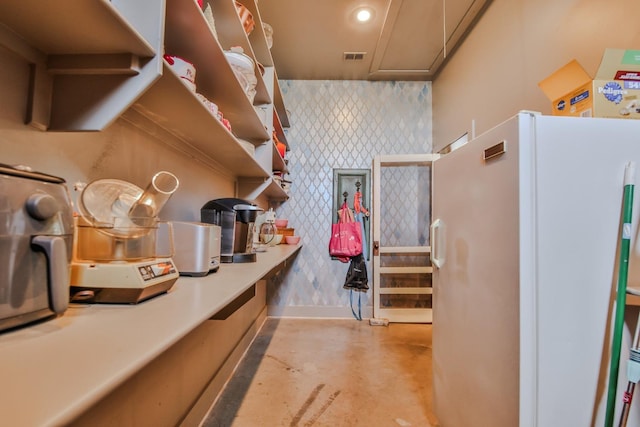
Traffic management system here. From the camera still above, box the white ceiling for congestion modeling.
[256,0,492,81]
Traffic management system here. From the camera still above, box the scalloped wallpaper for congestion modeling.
[268,80,432,318]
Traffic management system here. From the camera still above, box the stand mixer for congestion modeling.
[70,172,180,304]
[256,208,280,247]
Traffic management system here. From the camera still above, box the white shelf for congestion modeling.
[237,176,289,202]
[133,61,270,178]
[379,287,433,295]
[244,0,274,68]
[164,0,270,143]
[0,0,156,56]
[0,244,302,427]
[265,180,290,200]
[379,246,432,254]
[272,142,288,173]
[236,0,290,128]
[379,266,434,274]
[211,0,271,106]
[0,0,291,199]
[273,107,289,149]
[274,72,291,128]
[0,0,163,131]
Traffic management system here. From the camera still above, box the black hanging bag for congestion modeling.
[344,254,368,292]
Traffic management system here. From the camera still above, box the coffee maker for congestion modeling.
[200,198,262,263]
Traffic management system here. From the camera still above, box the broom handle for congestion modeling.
[606,162,636,427]
[617,309,640,427]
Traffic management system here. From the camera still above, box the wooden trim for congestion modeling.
[210,284,256,320]
[47,54,141,75]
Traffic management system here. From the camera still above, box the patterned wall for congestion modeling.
[268,80,432,317]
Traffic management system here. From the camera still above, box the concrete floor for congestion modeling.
[201,318,439,427]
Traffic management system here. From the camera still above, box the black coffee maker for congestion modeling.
[201,198,262,263]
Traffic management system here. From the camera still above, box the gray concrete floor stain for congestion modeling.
[202,318,438,427]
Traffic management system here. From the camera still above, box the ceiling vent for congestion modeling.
[343,52,366,61]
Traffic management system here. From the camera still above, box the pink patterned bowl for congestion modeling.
[275,219,288,228]
[285,235,300,245]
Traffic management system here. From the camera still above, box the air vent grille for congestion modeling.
[343,52,366,61]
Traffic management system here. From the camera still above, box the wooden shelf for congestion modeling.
[627,293,640,307]
[236,0,290,129]
[240,0,289,134]
[0,0,163,131]
[272,143,288,173]
[164,0,270,144]
[211,0,271,106]
[162,0,292,201]
[274,71,291,128]
[0,0,156,56]
[237,177,289,202]
[273,108,289,149]
[379,246,432,254]
[132,61,270,178]
[234,0,291,134]
[0,0,291,200]
[244,0,275,68]
[263,179,290,200]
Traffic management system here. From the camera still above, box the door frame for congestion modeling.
[372,154,439,323]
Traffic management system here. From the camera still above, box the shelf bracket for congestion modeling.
[237,177,272,201]
[47,53,142,75]
[0,22,51,130]
[26,62,52,131]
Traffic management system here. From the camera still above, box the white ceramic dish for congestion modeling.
[260,233,283,246]
[263,22,273,49]
[164,54,196,92]
[196,94,218,116]
[224,48,257,103]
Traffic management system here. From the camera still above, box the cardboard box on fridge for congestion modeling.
[538,49,640,119]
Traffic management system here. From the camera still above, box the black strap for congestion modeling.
[350,289,362,321]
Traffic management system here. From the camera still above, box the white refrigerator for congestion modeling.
[431,112,640,426]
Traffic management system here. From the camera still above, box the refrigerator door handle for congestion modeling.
[430,218,446,269]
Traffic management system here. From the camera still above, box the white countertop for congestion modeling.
[0,244,301,427]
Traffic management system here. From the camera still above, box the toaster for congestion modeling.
[170,221,221,276]
[0,164,73,332]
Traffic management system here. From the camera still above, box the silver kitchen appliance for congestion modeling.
[200,198,262,263]
[70,172,180,304]
[0,163,73,332]
[170,221,221,276]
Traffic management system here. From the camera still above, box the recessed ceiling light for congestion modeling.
[355,8,373,23]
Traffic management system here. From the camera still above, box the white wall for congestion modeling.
[433,0,640,151]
